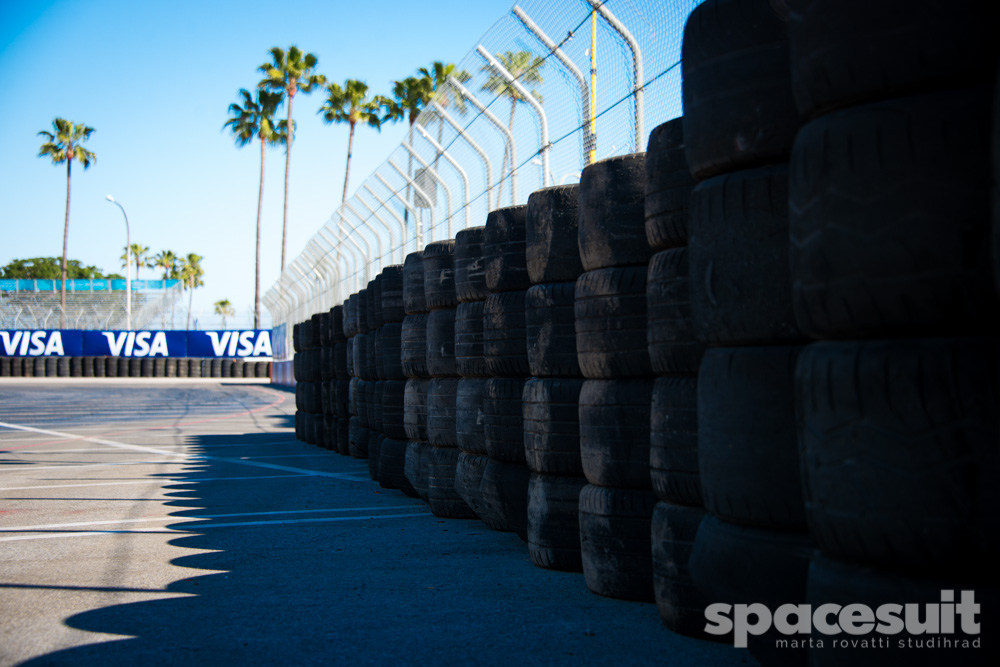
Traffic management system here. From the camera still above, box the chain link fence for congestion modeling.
[264,0,700,357]
[0,280,185,330]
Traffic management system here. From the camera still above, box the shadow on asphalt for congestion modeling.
[21,421,751,666]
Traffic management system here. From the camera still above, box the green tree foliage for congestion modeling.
[1,257,122,280]
[319,79,385,205]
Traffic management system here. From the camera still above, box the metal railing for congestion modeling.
[264,0,699,358]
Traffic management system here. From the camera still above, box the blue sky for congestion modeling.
[0,0,515,326]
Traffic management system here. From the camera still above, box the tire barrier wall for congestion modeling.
[287,4,1000,665]
[0,356,270,379]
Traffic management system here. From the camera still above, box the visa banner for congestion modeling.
[0,330,272,359]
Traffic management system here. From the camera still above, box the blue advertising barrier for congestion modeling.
[0,330,272,358]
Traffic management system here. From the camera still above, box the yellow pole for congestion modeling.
[590,9,597,164]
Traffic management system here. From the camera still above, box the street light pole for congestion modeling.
[105,195,131,330]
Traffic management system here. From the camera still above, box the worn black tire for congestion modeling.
[67,356,81,377]
[380,265,405,324]
[699,346,805,529]
[525,283,580,378]
[355,289,369,335]
[455,226,489,302]
[579,484,657,602]
[404,440,431,502]
[335,417,349,455]
[211,359,223,379]
[527,473,587,572]
[579,379,654,489]
[300,320,313,351]
[368,381,382,433]
[364,333,377,381]
[427,445,477,518]
[455,452,491,522]
[403,251,427,315]
[454,301,487,377]
[221,358,233,379]
[423,240,457,310]
[318,312,331,348]
[129,358,142,378]
[689,164,801,345]
[367,277,383,331]
[650,376,700,506]
[117,357,129,377]
[293,323,302,353]
[330,305,346,343]
[481,459,530,538]
[231,359,244,379]
[174,358,186,378]
[81,356,95,377]
[368,432,383,480]
[334,341,348,381]
[689,516,816,663]
[294,411,304,442]
[483,377,527,464]
[400,314,428,378]
[484,205,530,292]
[188,359,202,378]
[295,382,306,411]
[335,380,350,419]
[321,347,334,382]
[797,338,999,573]
[645,118,695,250]
[806,555,1000,667]
[355,379,371,428]
[378,323,404,380]
[426,378,459,447]
[348,417,369,458]
[51,357,66,377]
[345,338,355,378]
[403,378,430,442]
[426,308,457,377]
[483,290,529,377]
[578,153,650,271]
[343,296,356,339]
[681,0,800,181]
[789,0,1000,119]
[379,438,416,497]
[380,380,407,440]
[651,502,713,640]
[0,357,9,377]
[526,184,583,284]
[789,88,999,339]
[575,267,652,379]
[647,249,703,375]
[455,378,488,455]
[523,378,585,476]
[165,358,178,378]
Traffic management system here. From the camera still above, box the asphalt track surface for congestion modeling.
[0,379,754,666]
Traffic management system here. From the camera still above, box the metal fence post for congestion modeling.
[414,124,471,230]
[401,140,455,239]
[586,0,644,150]
[430,101,495,212]
[357,191,407,264]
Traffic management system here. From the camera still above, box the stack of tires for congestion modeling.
[361,281,384,473]
[575,151,658,601]
[370,267,415,495]
[642,116,710,638]
[401,251,432,502]
[452,226,495,524]
[522,185,588,571]
[293,318,323,444]
[322,305,350,454]
[786,2,1000,664]
[422,240,476,518]
[0,355,262,379]
[347,288,373,459]
[481,205,532,538]
[680,1,814,663]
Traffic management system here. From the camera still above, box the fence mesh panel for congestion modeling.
[265,0,701,356]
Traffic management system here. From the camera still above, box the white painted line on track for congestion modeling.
[0,513,431,542]
[1,505,420,532]
[0,474,332,491]
[0,421,361,481]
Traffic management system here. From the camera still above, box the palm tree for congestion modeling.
[417,61,470,150]
[382,75,434,222]
[121,244,151,280]
[224,88,285,329]
[179,253,205,330]
[480,51,545,205]
[319,79,385,205]
[214,299,235,329]
[153,249,180,329]
[257,46,325,273]
[37,118,96,326]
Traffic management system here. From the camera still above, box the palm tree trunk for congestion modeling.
[186,283,193,330]
[61,159,71,328]
[342,121,356,205]
[255,136,266,328]
[281,92,295,272]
